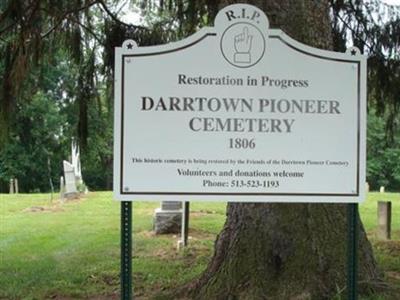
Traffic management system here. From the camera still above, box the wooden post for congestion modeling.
[14,178,19,194]
[9,178,14,194]
[378,201,392,240]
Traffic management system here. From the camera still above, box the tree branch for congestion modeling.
[0,22,16,37]
[40,0,100,39]
[66,15,102,44]
[333,9,376,55]
[97,0,148,31]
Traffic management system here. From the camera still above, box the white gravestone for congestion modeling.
[71,141,83,186]
[63,161,78,199]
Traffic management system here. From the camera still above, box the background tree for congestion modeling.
[367,110,400,190]
[0,0,171,192]
[0,90,66,192]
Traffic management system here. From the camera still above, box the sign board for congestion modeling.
[114,4,366,203]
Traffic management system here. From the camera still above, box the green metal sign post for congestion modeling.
[347,203,359,300]
[121,202,132,300]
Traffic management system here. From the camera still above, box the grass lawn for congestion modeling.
[0,192,399,299]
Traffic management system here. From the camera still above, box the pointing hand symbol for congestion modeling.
[234,27,253,63]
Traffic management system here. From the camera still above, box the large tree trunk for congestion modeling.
[190,204,380,299]
[188,1,382,299]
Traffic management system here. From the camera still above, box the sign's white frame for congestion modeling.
[113,4,367,203]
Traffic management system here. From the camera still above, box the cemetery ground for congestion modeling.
[0,192,399,300]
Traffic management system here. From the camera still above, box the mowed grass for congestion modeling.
[361,192,400,300]
[0,193,226,299]
[0,192,399,299]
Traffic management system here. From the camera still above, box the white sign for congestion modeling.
[114,4,366,203]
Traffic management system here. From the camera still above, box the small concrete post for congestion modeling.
[14,178,19,194]
[9,178,14,194]
[377,201,392,240]
[380,186,385,193]
[60,176,65,202]
[365,182,369,193]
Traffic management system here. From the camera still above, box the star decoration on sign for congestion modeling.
[127,43,133,49]
[351,49,357,56]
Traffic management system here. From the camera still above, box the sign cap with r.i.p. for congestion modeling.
[216,4,269,68]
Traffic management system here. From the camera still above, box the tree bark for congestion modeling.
[190,203,381,299]
[188,1,382,299]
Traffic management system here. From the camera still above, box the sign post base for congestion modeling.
[347,203,358,300]
[121,202,132,299]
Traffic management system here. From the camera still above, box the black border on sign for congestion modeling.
[119,33,362,197]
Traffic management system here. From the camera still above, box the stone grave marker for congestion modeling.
[378,201,392,240]
[63,160,78,199]
[153,201,182,234]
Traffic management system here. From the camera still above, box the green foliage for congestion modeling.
[367,112,400,191]
[81,94,114,190]
[0,91,66,192]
